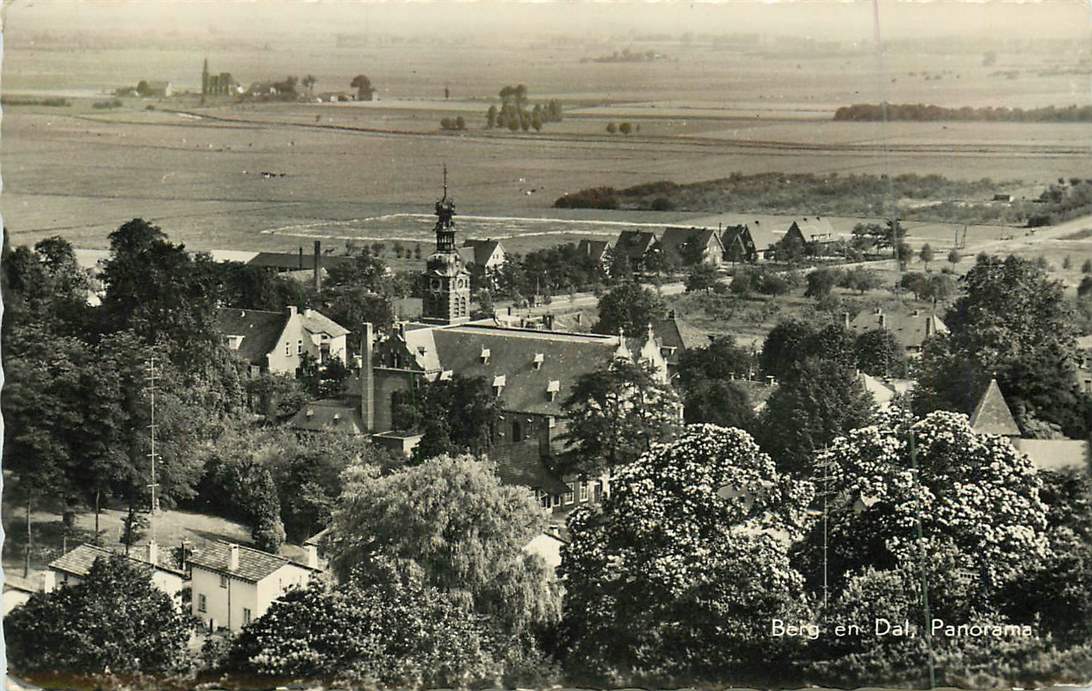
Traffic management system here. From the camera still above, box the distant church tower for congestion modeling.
[421,167,471,324]
[201,57,209,104]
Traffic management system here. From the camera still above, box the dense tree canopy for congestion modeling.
[559,425,815,682]
[558,359,681,475]
[226,558,498,686]
[594,283,667,337]
[5,556,193,678]
[328,455,561,643]
[916,255,1091,436]
[758,358,875,476]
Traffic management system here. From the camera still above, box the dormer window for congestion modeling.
[492,374,506,396]
[546,380,560,401]
[417,346,427,356]
[532,353,544,370]
[439,369,454,381]
[480,347,491,364]
[332,413,341,422]
[305,408,314,418]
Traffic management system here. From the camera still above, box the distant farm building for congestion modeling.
[139,80,173,97]
[658,227,725,267]
[577,238,614,267]
[613,230,659,272]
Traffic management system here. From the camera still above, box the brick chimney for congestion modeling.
[228,543,240,571]
[361,322,374,433]
[313,240,323,292]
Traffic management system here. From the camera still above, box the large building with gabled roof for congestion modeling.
[658,226,725,267]
[216,305,349,375]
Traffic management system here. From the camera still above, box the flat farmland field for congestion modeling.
[4,28,1092,253]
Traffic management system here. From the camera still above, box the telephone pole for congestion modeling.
[144,354,162,545]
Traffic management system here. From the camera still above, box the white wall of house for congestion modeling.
[192,563,315,632]
[265,309,348,375]
[53,566,185,610]
[192,567,258,632]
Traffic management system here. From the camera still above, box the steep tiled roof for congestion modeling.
[215,308,287,364]
[247,252,353,271]
[424,324,627,416]
[49,543,185,578]
[300,309,350,338]
[459,239,504,267]
[658,227,722,265]
[188,542,316,583]
[848,308,948,351]
[790,216,835,239]
[577,239,613,263]
[653,313,710,356]
[289,397,365,434]
[969,378,1021,436]
[614,230,658,262]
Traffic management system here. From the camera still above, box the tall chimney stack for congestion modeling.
[228,543,240,571]
[361,322,375,433]
[313,240,323,292]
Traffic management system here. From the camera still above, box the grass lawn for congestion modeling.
[2,484,255,584]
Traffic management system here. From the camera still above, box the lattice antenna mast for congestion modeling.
[144,353,162,544]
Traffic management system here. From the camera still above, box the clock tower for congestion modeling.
[421,167,471,324]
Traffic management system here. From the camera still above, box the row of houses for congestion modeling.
[580,216,837,272]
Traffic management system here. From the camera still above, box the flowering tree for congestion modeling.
[226,558,497,686]
[559,424,815,683]
[797,410,1049,610]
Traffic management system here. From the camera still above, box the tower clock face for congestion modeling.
[431,279,442,291]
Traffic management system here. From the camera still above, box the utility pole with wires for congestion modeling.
[144,353,162,545]
[814,448,834,611]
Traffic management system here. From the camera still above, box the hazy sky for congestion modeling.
[4,0,1090,44]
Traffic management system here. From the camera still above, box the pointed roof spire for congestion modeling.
[969,378,1020,436]
[442,163,448,203]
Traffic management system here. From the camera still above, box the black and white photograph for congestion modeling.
[2,1,1092,688]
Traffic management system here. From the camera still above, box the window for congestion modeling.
[220,574,228,589]
[594,481,604,501]
[243,608,252,626]
[579,482,589,502]
[512,420,523,443]
[564,484,575,505]
[540,494,551,509]
[552,494,561,507]
[297,339,303,355]
[198,594,207,613]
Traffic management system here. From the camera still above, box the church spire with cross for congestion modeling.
[421,165,470,324]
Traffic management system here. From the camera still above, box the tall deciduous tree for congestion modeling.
[410,375,502,462]
[5,556,192,678]
[328,455,561,649]
[758,358,875,477]
[917,255,1090,436]
[99,218,223,372]
[594,282,666,336]
[559,425,815,681]
[558,359,681,475]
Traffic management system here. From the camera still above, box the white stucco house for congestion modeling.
[216,306,350,376]
[189,541,321,632]
[46,542,187,610]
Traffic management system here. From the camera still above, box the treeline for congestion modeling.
[485,84,563,132]
[834,102,1092,123]
[554,172,999,217]
[2,220,414,559]
[1,95,70,107]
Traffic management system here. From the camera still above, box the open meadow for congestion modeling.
[5,18,1092,254]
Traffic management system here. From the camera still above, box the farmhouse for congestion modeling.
[658,226,725,267]
[459,238,507,271]
[613,230,659,272]
[216,305,349,375]
[140,80,173,97]
[47,542,187,610]
[189,541,320,633]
